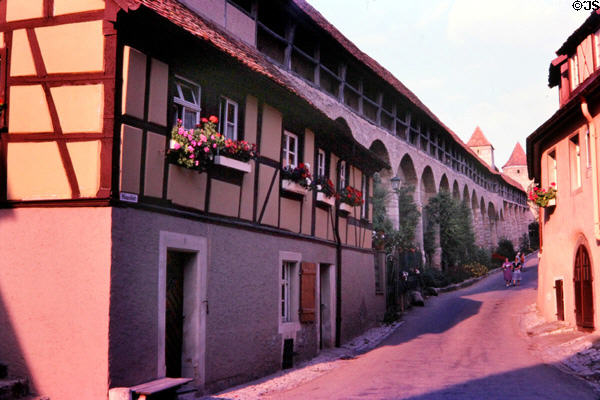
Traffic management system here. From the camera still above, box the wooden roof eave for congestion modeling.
[527,73,600,181]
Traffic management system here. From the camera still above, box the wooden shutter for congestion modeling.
[300,262,316,323]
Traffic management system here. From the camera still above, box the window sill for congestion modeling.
[278,320,301,336]
[339,202,354,214]
[282,180,309,196]
[214,155,252,173]
[316,192,335,207]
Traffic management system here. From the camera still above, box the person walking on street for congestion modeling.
[502,257,513,287]
[512,255,522,286]
[520,252,526,271]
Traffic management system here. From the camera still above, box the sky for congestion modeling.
[306,0,590,167]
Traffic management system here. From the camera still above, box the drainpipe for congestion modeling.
[581,98,600,240]
[334,201,342,347]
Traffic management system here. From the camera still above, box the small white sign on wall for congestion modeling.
[119,192,138,203]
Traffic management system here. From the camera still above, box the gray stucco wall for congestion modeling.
[340,248,385,343]
[109,207,384,393]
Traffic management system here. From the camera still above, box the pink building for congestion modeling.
[527,11,600,330]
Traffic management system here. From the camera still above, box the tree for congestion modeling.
[424,192,477,269]
[371,174,421,253]
[371,173,394,248]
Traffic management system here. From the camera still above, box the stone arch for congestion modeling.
[421,166,437,259]
[370,140,395,227]
[480,197,486,219]
[334,117,354,140]
[421,166,437,202]
[369,139,391,168]
[471,190,478,212]
[488,202,496,221]
[439,174,450,193]
[398,154,418,187]
[452,180,460,200]
[463,185,470,206]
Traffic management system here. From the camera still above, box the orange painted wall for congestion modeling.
[0,207,111,399]
[537,111,600,329]
[4,4,108,201]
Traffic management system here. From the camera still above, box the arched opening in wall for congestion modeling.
[334,117,354,141]
[480,197,486,221]
[471,191,480,245]
[471,190,478,214]
[488,202,497,246]
[463,185,470,206]
[399,154,418,187]
[421,166,437,253]
[439,174,450,193]
[369,140,394,226]
[574,243,594,330]
[452,181,460,201]
[369,140,391,168]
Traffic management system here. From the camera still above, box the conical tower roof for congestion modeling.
[502,142,527,168]
[467,126,493,148]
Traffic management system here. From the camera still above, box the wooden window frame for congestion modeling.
[219,97,239,140]
[173,76,201,130]
[339,160,346,190]
[317,148,326,177]
[283,130,299,168]
[570,133,582,190]
[547,149,558,189]
[361,173,368,219]
[571,55,580,91]
[281,261,293,323]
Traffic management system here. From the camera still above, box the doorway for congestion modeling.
[158,232,207,388]
[555,279,564,321]
[165,251,194,377]
[574,245,594,330]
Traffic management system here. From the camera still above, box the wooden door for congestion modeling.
[574,245,594,329]
[165,251,185,377]
[555,279,564,321]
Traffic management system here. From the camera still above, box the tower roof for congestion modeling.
[467,126,493,148]
[502,142,527,168]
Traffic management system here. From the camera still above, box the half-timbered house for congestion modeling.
[0,0,531,398]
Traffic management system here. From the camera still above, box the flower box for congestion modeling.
[282,179,308,196]
[546,198,556,207]
[339,202,354,214]
[316,192,336,207]
[214,155,252,173]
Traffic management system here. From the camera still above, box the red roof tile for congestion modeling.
[502,143,527,169]
[120,0,524,194]
[467,126,492,147]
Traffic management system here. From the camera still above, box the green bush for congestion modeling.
[421,267,451,288]
[470,246,492,269]
[464,262,488,278]
[495,238,516,261]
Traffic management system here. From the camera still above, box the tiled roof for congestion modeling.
[502,143,526,169]
[120,0,525,194]
[466,126,492,147]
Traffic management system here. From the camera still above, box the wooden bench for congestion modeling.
[109,377,193,400]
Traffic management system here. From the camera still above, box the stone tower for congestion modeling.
[467,126,495,170]
[502,142,532,192]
